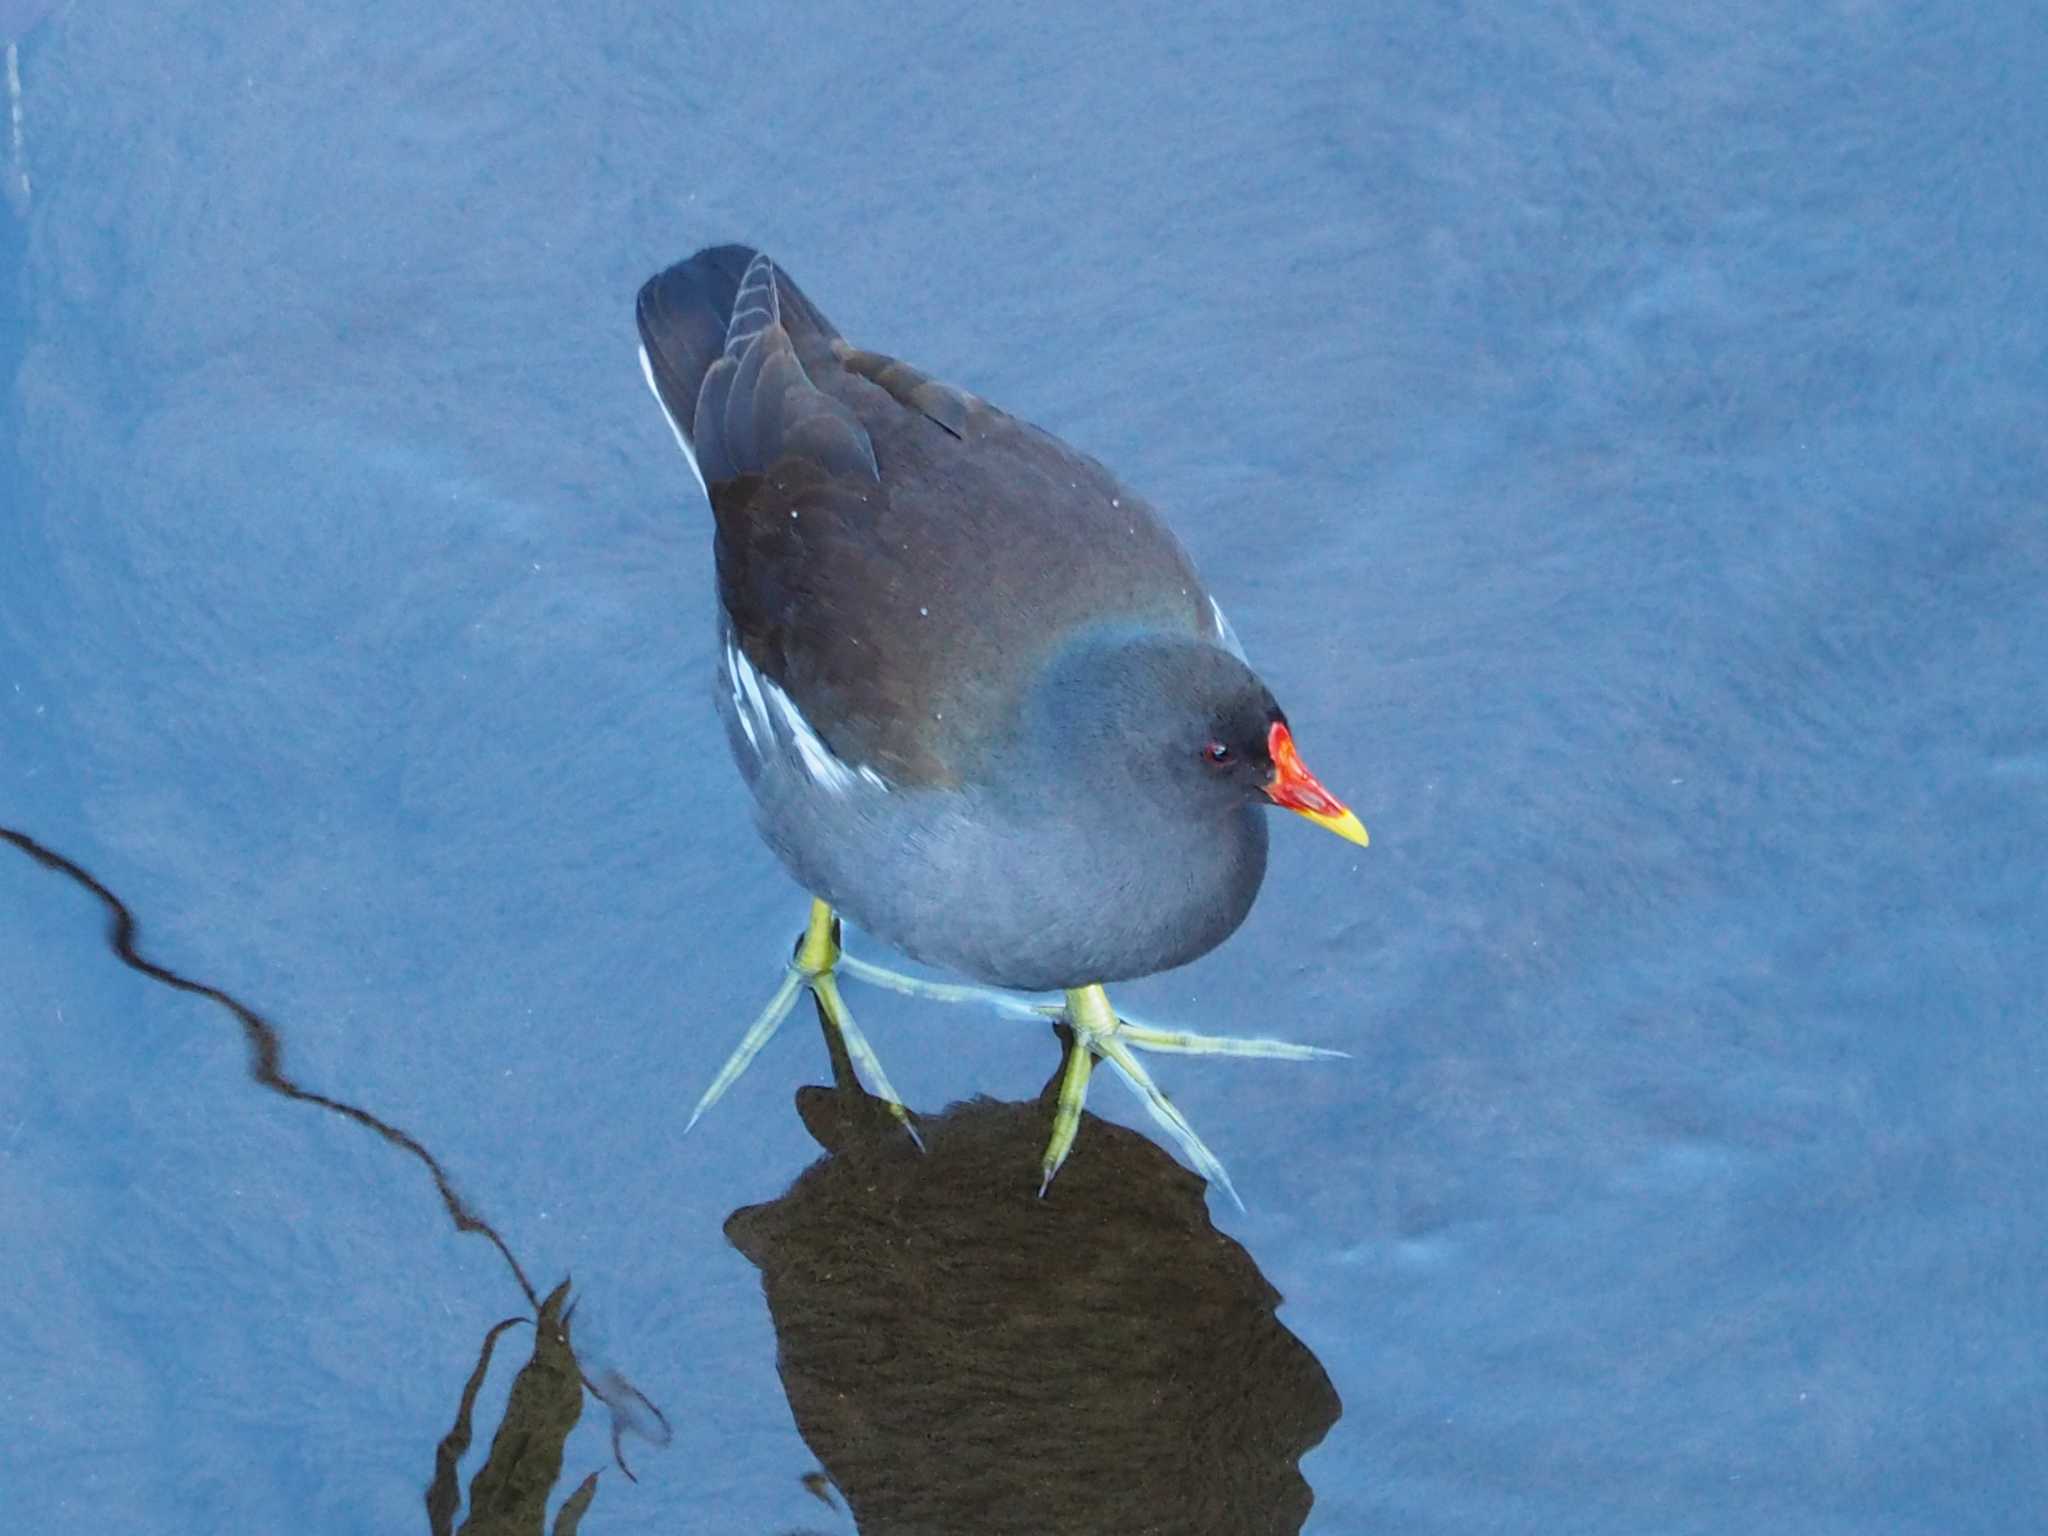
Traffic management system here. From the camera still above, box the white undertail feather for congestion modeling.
[638,344,709,502]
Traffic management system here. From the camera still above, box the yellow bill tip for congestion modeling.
[1291,804,1370,848]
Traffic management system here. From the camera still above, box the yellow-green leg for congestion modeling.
[691,909,1344,1202]
[686,898,922,1148]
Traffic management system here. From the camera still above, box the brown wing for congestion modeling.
[640,248,1220,787]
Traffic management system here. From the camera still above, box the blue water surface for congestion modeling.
[3,2,2044,1531]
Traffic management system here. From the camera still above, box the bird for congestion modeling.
[635,245,1367,1202]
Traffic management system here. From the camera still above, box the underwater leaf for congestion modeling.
[550,1470,600,1536]
[457,1280,586,1536]
[428,1315,530,1535]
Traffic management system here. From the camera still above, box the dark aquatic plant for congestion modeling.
[1,825,670,1515]
[1,825,546,1298]
[429,1281,601,1536]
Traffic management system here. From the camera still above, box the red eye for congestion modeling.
[1204,740,1235,767]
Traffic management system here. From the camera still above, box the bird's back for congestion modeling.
[636,247,1229,788]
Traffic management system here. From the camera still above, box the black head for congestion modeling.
[1028,633,1281,806]
[1022,630,1368,843]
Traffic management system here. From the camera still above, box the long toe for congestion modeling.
[1042,984,1255,1208]
[812,971,924,1151]
[686,965,806,1132]
[837,951,1058,1021]
[1110,1013,1349,1060]
[1039,1027,1097,1196]
[1092,1034,1244,1211]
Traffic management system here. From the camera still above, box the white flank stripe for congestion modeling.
[726,644,887,795]
[723,645,761,753]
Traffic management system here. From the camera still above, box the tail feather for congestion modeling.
[636,245,876,494]
[636,243,757,441]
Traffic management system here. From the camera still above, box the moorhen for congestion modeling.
[635,246,1367,1200]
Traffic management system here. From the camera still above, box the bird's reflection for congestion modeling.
[727,1006,1343,1535]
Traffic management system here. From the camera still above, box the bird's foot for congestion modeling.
[1040,984,1243,1210]
[1039,985,1349,1210]
[685,899,923,1149]
[827,948,1344,1205]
